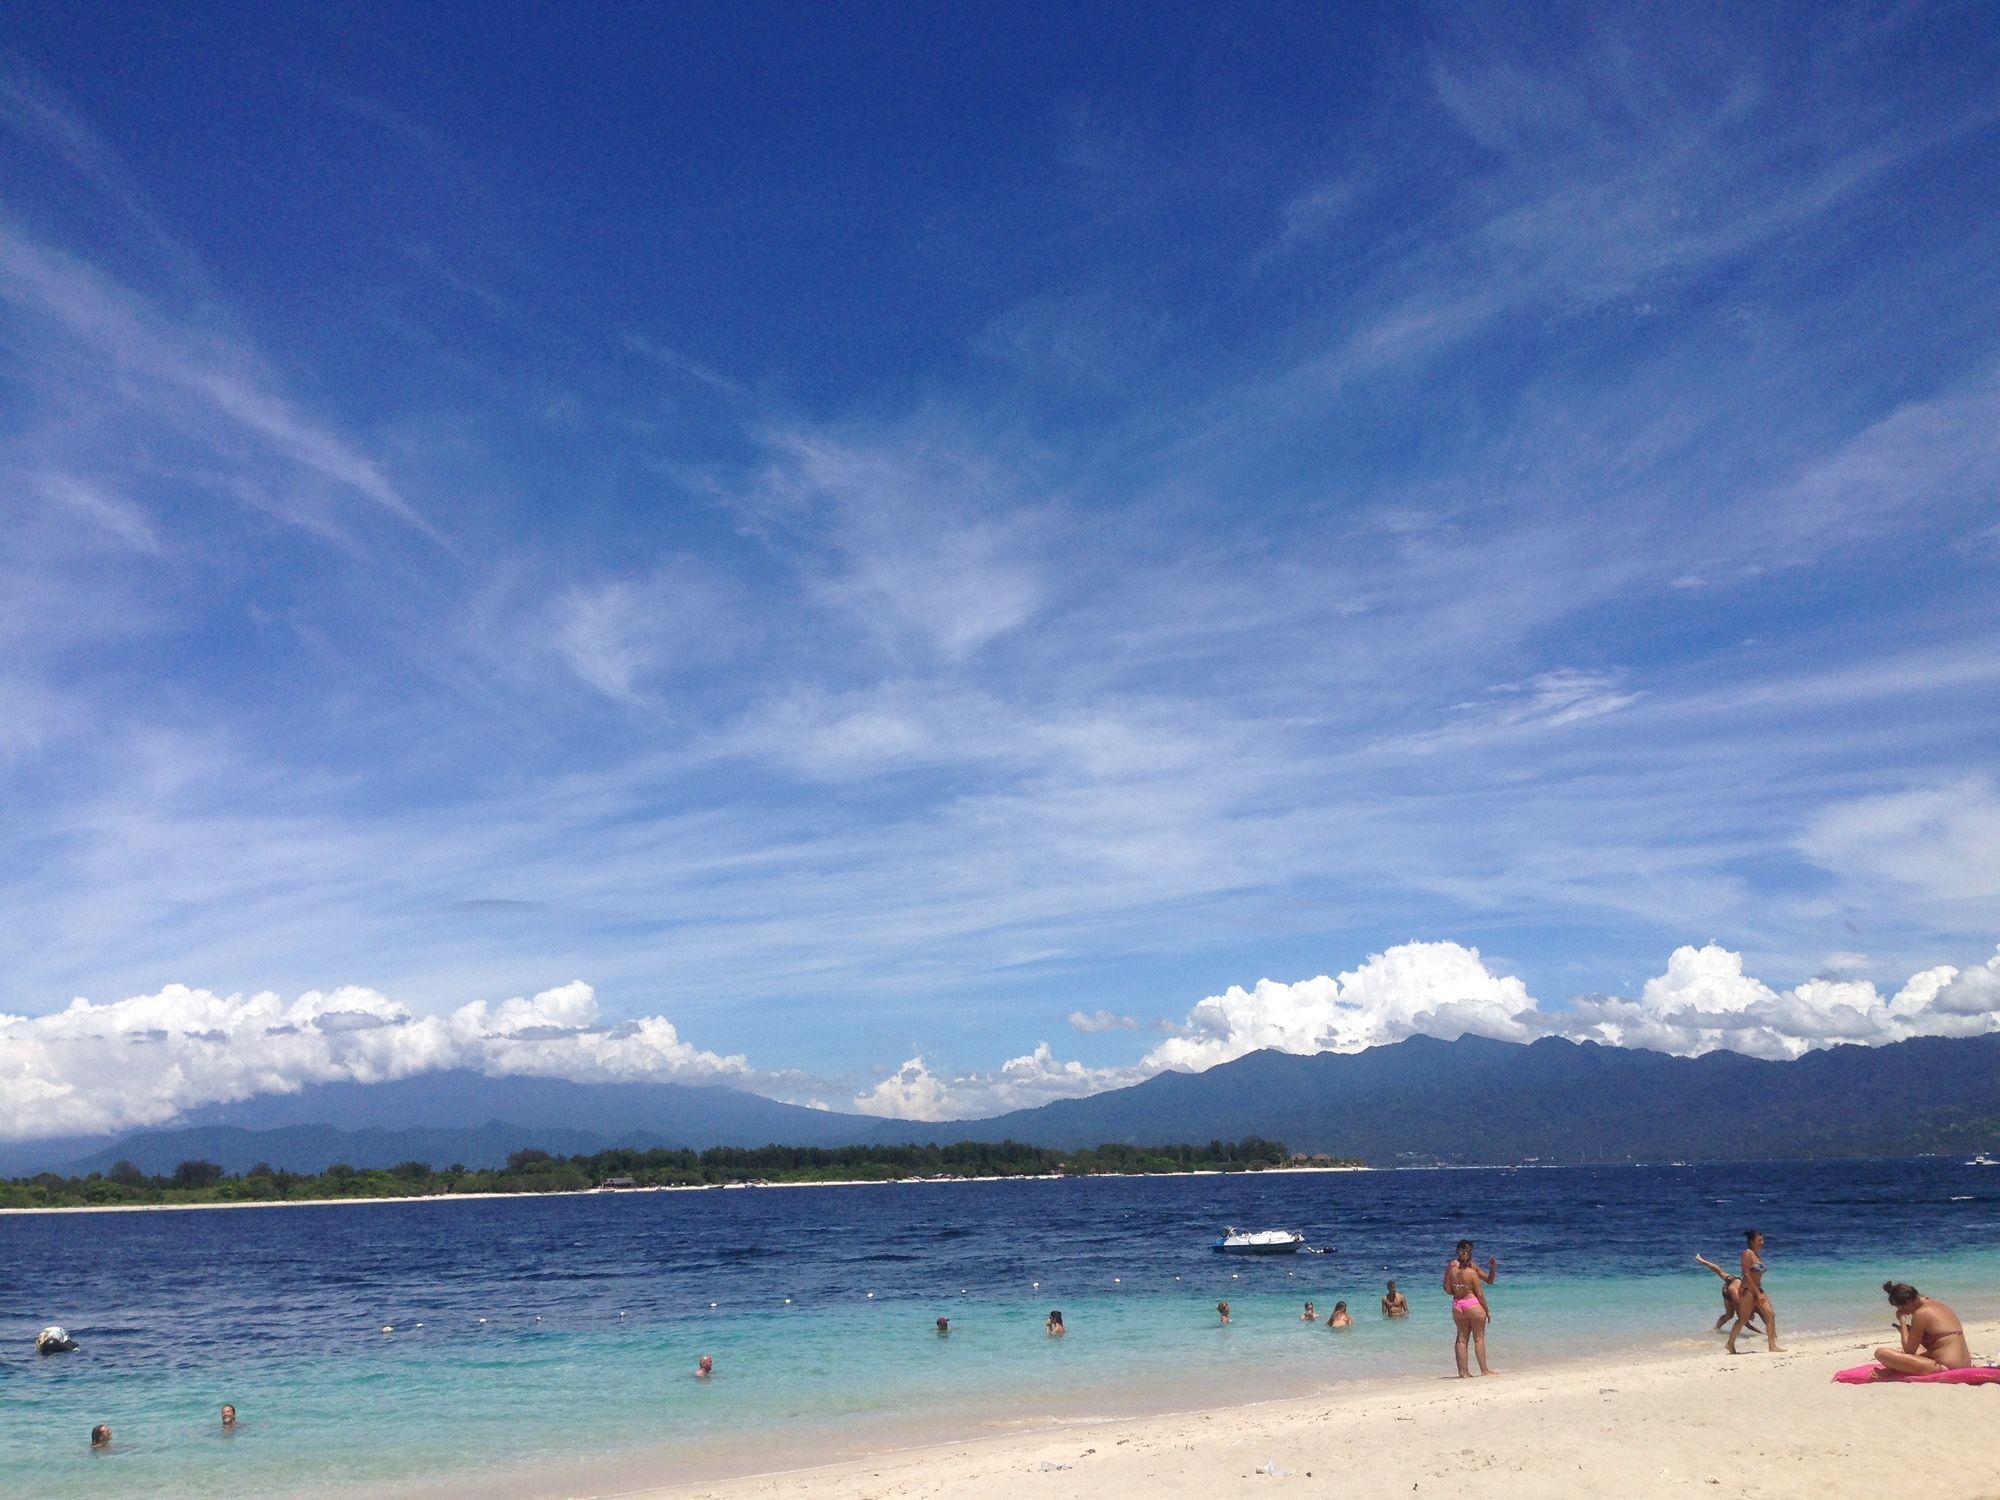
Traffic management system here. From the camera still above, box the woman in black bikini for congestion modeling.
[1725,1228,1783,1354]
[1875,1281,1973,1374]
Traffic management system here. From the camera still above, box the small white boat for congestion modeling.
[1213,1227,1306,1255]
[1968,1153,1997,1167]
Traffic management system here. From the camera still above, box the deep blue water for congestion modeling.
[4,1159,1997,1498]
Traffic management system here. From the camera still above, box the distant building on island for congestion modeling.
[598,1176,637,1190]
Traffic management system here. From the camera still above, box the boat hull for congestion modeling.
[1214,1240,1304,1254]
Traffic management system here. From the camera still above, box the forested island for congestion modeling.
[0,1136,1356,1210]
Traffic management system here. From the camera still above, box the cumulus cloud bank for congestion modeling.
[850,940,2000,1119]
[0,981,746,1141]
[9,943,1998,1135]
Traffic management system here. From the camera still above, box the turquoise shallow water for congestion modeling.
[4,1160,1997,1497]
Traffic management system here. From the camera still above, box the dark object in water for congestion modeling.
[36,1325,81,1355]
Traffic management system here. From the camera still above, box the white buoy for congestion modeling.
[1113,1277,1120,1284]
[1032,1281,1040,1289]
[784,1298,792,1305]
[710,1302,718,1309]
[477,1318,487,1324]
[381,1325,394,1335]
[619,1311,626,1317]
[414,1322,424,1328]
[866,1292,874,1299]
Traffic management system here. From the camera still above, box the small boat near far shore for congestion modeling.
[1213,1227,1306,1255]
[1968,1153,1997,1167]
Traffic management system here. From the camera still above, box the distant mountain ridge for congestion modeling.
[7,1072,883,1176]
[920,1032,2000,1162]
[9,1033,1999,1178]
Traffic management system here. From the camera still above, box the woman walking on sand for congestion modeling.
[1444,1239,1498,1377]
[1725,1229,1784,1354]
[1694,1253,1762,1335]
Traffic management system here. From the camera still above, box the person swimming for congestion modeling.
[90,1424,112,1450]
[935,1317,950,1336]
[1046,1309,1065,1337]
[220,1404,238,1430]
[694,1354,713,1378]
[1875,1281,1973,1374]
[1216,1300,1231,1325]
[1328,1301,1354,1328]
[1694,1254,1763,1334]
[1725,1229,1784,1354]
[1381,1280,1409,1317]
[1443,1239,1498,1377]
[1301,1301,1317,1321]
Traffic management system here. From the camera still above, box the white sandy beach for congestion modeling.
[617,1322,2000,1500]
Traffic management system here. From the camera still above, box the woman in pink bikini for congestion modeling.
[1443,1238,1499,1377]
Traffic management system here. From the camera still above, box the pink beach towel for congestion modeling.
[1832,1362,2000,1385]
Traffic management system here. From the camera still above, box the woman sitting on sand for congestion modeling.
[1328,1301,1353,1328]
[1694,1254,1762,1334]
[1875,1282,1973,1374]
[1725,1229,1784,1355]
[1444,1239,1498,1378]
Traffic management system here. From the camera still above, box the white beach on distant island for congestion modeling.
[444,1321,1999,1500]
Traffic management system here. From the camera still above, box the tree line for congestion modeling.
[0,1136,1354,1210]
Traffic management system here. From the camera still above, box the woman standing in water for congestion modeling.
[1725,1228,1784,1354]
[1443,1239,1498,1377]
[1875,1281,1973,1374]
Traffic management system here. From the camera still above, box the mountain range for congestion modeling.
[6,1032,1997,1177]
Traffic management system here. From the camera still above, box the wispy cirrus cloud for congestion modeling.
[0,11,1994,1107]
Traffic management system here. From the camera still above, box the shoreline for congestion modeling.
[0,1163,1373,1217]
[443,1320,2000,1500]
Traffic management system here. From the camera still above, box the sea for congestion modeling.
[4,1157,1998,1499]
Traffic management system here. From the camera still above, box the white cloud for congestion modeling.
[1559,943,2000,1059]
[860,940,2000,1119]
[852,1056,954,1122]
[0,980,746,1141]
[0,223,441,547]
[551,561,731,702]
[1066,1008,1139,1033]
[1800,778,2000,904]
[852,1043,1140,1122]
[750,431,1047,662]
[1142,941,1539,1073]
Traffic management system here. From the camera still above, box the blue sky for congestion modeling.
[2,2,1997,1132]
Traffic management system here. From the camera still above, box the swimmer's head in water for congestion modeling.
[1048,1310,1062,1324]
[220,1405,236,1426]
[1333,1301,1347,1312]
[90,1424,111,1448]
[1883,1281,1921,1308]
[697,1355,713,1375]
[936,1317,949,1331]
